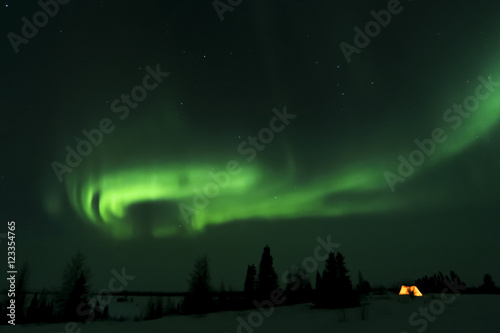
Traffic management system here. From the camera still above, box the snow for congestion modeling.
[7,294,500,332]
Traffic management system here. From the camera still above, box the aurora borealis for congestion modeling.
[2,0,500,292]
[44,73,500,239]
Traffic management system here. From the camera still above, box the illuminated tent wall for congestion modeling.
[399,285,423,296]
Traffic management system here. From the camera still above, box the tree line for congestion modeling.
[1,246,497,324]
[0,251,109,325]
[181,245,362,314]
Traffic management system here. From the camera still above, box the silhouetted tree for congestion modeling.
[183,255,213,314]
[415,271,466,294]
[336,252,357,307]
[67,276,91,322]
[226,284,240,310]
[315,271,322,289]
[357,271,372,295]
[450,270,465,287]
[256,245,278,300]
[243,264,257,305]
[315,251,357,308]
[317,252,338,307]
[284,265,312,304]
[59,251,91,322]
[480,274,496,293]
[217,281,229,310]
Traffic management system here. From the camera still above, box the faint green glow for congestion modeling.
[439,81,500,158]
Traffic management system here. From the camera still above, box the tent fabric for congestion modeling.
[399,285,423,296]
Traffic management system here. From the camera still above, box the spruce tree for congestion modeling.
[336,252,356,307]
[315,251,357,308]
[256,245,278,300]
[315,271,323,305]
[65,274,90,322]
[184,255,213,314]
[481,274,495,293]
[244,264,257,304]
[59,251,91,321]
[320,252,338,307]
[284,265,312,304]
[218,281,228,310]
[450,270,465,287]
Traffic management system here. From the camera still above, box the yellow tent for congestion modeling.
[399,285,423,296]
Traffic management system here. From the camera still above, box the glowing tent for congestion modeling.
[399,285,423,296]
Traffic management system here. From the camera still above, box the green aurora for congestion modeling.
[43,72,500,239]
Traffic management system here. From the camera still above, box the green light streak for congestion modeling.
[440,82,500,158]
[44,72,500,239]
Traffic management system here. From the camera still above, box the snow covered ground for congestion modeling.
[8,294,500,332]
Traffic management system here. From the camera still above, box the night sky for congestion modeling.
[1,0,499,293]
